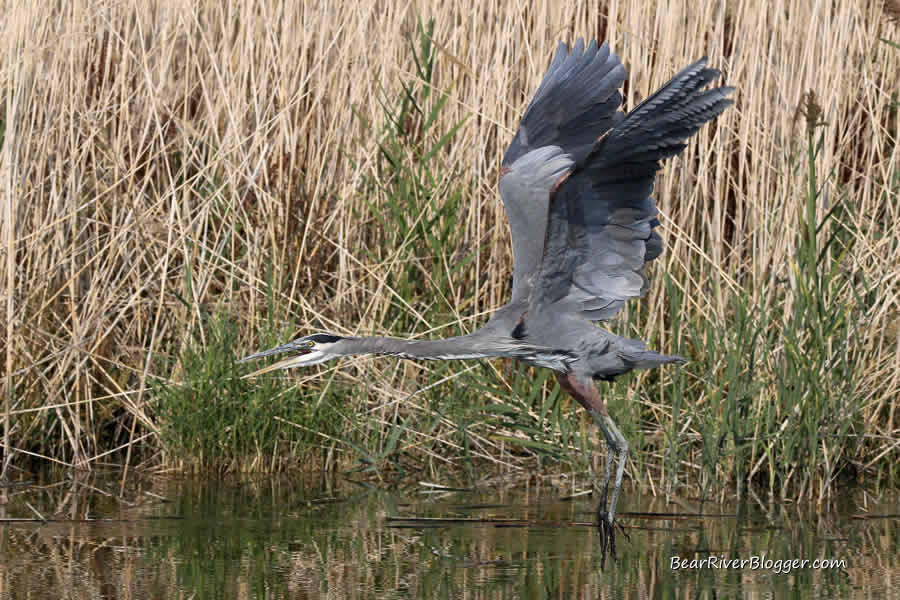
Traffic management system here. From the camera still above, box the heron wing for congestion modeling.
[529,58,734,320]
[499,39,626,302]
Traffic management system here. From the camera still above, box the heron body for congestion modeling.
[240,39,733,566]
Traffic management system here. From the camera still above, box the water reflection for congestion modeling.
[0,472,896,599]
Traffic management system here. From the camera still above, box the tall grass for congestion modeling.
[1,1,897,498]
[647,94,882,502]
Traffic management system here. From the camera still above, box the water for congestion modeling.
[0,472,897,599]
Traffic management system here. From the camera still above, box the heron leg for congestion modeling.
[554,372,600,484]
[599,435,614,508]
[554,371,630,568]
[591,411,631,567]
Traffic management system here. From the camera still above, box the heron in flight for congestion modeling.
[240,39,733,565]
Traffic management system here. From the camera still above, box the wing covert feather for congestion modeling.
[499,147,574,302]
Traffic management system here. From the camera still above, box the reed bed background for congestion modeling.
[1,0,898,501]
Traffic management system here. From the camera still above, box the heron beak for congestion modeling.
[237,342,316,379]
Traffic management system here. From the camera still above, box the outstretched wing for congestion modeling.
[499,39,627,302]
[531,58,734,320]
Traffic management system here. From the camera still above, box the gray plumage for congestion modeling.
[239,40,733,567]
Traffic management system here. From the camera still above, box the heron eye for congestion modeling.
[305,341,314,347]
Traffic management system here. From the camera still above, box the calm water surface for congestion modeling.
[0,473,896,599]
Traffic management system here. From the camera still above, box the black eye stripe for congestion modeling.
[307,334,342,344]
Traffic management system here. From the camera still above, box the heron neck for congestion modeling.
[339,334,499,361]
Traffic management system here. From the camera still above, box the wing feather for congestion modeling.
[529,58,734,321]
[499,40,627,301]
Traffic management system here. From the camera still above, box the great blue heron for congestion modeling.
[239,39,733,565]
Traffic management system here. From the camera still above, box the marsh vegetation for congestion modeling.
[2,1,898,503]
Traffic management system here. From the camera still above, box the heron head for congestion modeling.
[237,333,346,378]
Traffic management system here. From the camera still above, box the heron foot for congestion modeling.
[596,506,631,569]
